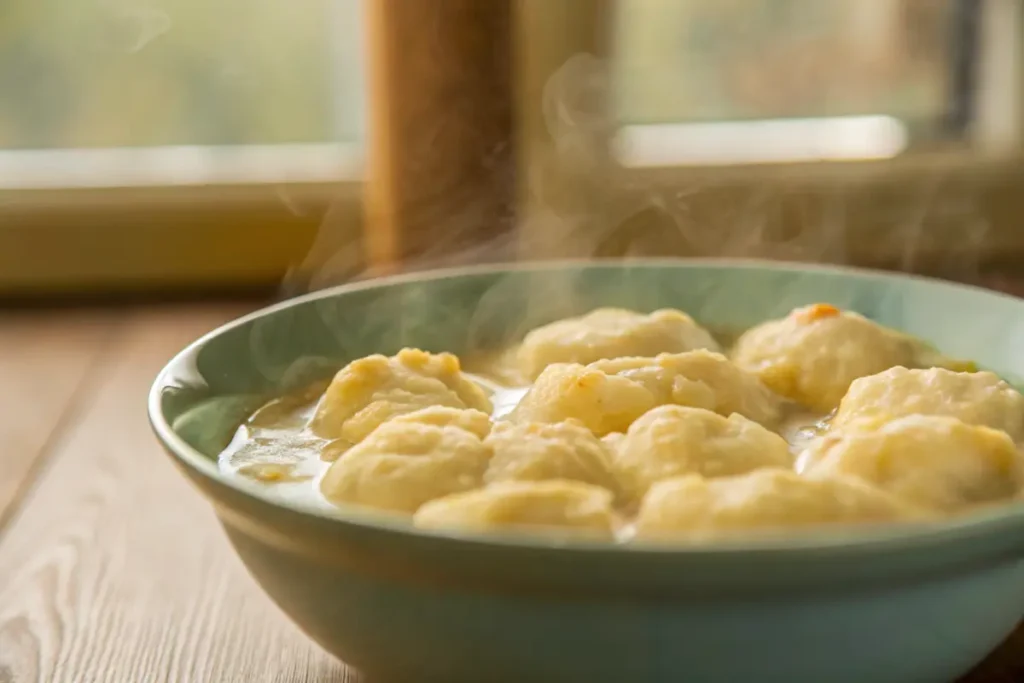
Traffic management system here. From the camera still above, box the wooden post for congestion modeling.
[363,0,516,273]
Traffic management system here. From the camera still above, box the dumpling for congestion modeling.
[413,480,615,539]
[611,405,792,503]
[310,348,492,448]
[635,469,924,541]
[731,304,917,412]
[385,405,493,439]
[591,350,783,427]
[833,366,1024,442]
[319,420,491,513]
[509,350,783,437]
[601,431,626,452]
[802,415,1023,511]
[483,420,622,496]
[319,405,494,462]
[518,307,719,380]
[508,363,658,436]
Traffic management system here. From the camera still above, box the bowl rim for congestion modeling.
[148,257,1024,558]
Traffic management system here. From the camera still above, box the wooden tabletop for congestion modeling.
[0,293,1023,683]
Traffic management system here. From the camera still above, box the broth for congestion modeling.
[219,362,827,512]
[215,306,1020,541]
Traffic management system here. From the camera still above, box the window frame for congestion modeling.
[0,0,367,297]
[0,0,515,296]
[516,0,1024,274]
[0,171,357,296]
[2,0,1022,297]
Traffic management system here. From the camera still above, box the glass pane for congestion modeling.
[613,0,955,128]
[0,0,364,150]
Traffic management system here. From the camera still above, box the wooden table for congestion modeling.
[0,295,1023,683]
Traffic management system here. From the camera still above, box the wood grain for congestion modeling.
[0,305,357,683]
[0,298,1022,682]
[0,310,117,529]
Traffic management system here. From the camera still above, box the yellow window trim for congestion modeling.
[0,144,362,297]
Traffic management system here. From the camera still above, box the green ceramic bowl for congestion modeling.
[149,260,1024,683]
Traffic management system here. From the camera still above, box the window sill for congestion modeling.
[0,145,362,297]
[519,142,1024,277]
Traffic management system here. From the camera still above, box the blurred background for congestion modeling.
[0,0,1021,297]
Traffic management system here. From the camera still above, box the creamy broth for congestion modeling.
[216,305,1022,541]
[219,384,334,510]
[220,363,827,511]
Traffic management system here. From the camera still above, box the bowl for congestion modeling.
[149,259,1024,683]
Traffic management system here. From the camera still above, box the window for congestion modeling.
[613,1,954,165]
[1,0,363,149]
[0,0,364,294]
[610,0,1024,166]
[519,0,1024,275]
[4,0,1023,295]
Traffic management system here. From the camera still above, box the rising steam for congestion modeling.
[266,49,992,368]
[286,49,988,294]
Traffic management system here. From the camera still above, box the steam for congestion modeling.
[280,188,366,297]
[96,1,171,53]
[269,49,993,367]
[287,50,990,288]
[520,53,988,279]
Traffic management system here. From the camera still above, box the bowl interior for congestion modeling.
[156,259,1024,462]
[146,259,1024,614]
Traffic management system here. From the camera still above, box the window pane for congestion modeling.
[613,0,958,130]
[0,0,364,149]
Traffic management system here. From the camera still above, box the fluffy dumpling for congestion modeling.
[611,405,792,503]
[803,415,1023,511]
[483,420,621,496]
[384,405,493,438]
[635,469,924,541]
[413,480,615,539]
[731,304,917,412]
[833,366,1024,443]
[509,349,784,437]
[591,350,783,427]
[518,307,719,380]
[508,363,658,436]
[320,406,492,462]
[319,419,491,513]
[310,349,492,448]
